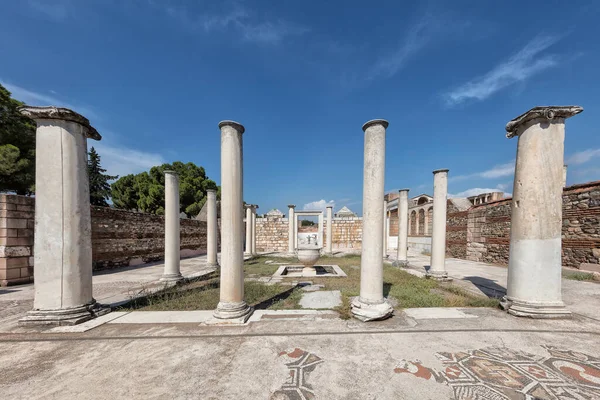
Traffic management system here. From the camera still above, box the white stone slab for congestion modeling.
[108,310,214,324]
[403,308,478,319]
[47,312,130,333]
[299,290,342,309]
[248,309,337,322]
[273,265,347,278]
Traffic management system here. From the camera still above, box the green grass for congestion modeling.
[563,270,598,282]
[120,255,499,315]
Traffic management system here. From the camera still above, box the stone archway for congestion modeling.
[418,209,425,235]
[410,210,417,235]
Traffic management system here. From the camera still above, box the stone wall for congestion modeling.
[256,216,288,252]
[329,217,363,250]
[446,201,468,259]
[0,195,34,286]
[462,181,600,270]
[91,206,211,270]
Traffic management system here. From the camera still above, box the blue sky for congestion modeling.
[1,0,599,215]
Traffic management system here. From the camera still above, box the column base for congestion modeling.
[426,270,452,281]
[351,297,394,322]
[392,259,409,268]
[500,296,572,319]
[212,301,253,323]
[206,262,220,269]
[19,300,110,326]
[160,273,184,283]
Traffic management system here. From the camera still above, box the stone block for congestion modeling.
[0,246,31,257]
[0,228,18,238]
[0,267,21,280]
[0,202,17,211]
[0,218,28,229]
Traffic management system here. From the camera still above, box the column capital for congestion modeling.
[398,188,410,193]
[206,188,217,194]
[362,119,389,132]
[287,204,296,209]
[218,120,245,134]
[164,170,178,176]
[505,105,583,138]
[19,106,101,140]
[433,169,449,174]
[326,205,333,209]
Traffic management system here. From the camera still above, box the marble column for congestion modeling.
[382,200,388,258]
[161,171,183,283]
[325,206,333,255]
[351,119,394,322]
[288,204,296,254]
[563,165,568,188]
[251,205,258,256]
[18,106,107,325]
[395,189,409,266]
[213,121,252,322]
[428,169,450,280]
[206,189,219,268]
[501,106,583,318]
[244,205,252,256]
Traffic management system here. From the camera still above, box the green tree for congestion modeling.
[87,147,118,206]
[301,219,315,227]
[111,161,218,217]
[0,84,36,195]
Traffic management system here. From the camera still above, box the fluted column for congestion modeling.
[213,121,252,321]
[396,189,409,266]
[244,205,252,256]
[351,119,394,322]
[288,204,296,254]
[251,205,258,255]
[161,171,183,283]
[502,106,583,318]
[206,189,219,268]
[325,206,333,255]
[428,169,450,280]
[18,106,108,326]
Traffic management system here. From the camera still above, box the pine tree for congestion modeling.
[88,147,118,207]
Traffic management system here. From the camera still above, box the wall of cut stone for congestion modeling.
[256,216,288,252]
[330,217,363,250]
[0,195,34,286]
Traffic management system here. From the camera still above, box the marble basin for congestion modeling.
[297,248,320,276]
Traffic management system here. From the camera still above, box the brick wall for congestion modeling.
[0,195,35,286]
[461,181,600,269]
[446,201,468,259]
[330,217,363,250]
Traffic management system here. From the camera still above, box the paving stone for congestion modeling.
[299,290,341,309]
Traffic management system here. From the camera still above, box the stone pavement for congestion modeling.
[1,252,600,399]
[389,250,600,321]
[0,255,218,332]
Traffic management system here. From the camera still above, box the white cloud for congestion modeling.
[159,4,308,45]
[567,148,600,165]
[303,199,335,213]
[1,80,99,120]
[451,161,515,182]
[92,142,167,178]
[445,35,562,105]
[450,188,506,198]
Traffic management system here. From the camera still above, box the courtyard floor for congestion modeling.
[1,251,599,399]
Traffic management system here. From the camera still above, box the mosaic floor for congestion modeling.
[269,346,600,399]
[394,345,600,399]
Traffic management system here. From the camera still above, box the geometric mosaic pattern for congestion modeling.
[394,345,600,399]
[270,348,324,400]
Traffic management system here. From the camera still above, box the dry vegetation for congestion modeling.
[122,254,499,316]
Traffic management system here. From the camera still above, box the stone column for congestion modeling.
[428,169,450,280]
[502,106,583,318]
[382,200,388,258]
[251,205,258,255]
[325,206,333,254]
[206,189,219,268]
[395,189,409,266]
[18,106,107,325]
[351,119,394,322]
[161,171,183,283]
[244,205,252,256]
[563,165,568,188]
[318,212,324,248]
[213,121,252,322]
[288,205,296,254]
